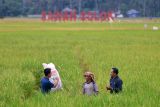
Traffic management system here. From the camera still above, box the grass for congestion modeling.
[0,19,160,107]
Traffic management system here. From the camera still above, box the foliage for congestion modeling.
[0,20,160,106]
[0,0,160,17]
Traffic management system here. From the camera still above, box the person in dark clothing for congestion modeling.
[106,68,123,93]
[41,68,58,94]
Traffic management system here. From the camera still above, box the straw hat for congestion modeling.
[84,71,94,80]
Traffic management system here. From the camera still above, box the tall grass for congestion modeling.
[0,20,160,107]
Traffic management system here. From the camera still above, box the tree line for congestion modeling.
[0,0,160,18]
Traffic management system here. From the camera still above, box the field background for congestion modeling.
[0,19,160,107]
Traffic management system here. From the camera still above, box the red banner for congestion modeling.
[41,11,112,22]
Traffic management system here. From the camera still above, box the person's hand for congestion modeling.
[53,79,58,88]
[106,86,111,90]
[55,77,59,81]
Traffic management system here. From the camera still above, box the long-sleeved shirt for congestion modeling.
[110,76,123,93]
[41,77,54,93]
[83,81,98,95]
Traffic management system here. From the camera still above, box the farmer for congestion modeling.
[106,68,123,93]
[41,68,58,94]
[82,71,99,95]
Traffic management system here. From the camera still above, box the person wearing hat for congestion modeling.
[106,67,123,93]
[41,68,59,94]
[82,71,99,95]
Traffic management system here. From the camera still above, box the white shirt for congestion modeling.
[83,82,98,95]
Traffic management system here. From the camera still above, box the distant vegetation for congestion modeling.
[0,0,160,17]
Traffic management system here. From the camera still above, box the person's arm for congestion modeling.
[106,86,112,90]
[48,78,59,88]
[48,81,54,88]
[106,79,113,91]
[82,83,85,94]
[53,78,59,88]
[93,83,99,95]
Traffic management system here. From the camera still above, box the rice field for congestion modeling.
[0,18,160,107]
